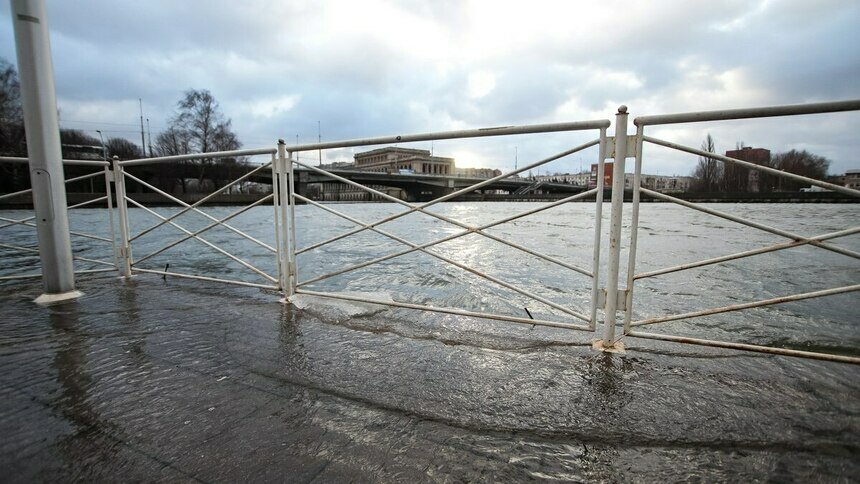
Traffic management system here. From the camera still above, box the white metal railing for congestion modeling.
[283,120,611,332]
[610,100,860,364]
[0,156,118,281]
[112,148,281,290]
[4,100,858,365]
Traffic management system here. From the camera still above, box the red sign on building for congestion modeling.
[590,163,613,188]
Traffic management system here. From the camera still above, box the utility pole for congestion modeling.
[146,118,153,157]
[95,129,105,193]
[12,0,80,302]
[139,98,146,157]
[514,146,518,171]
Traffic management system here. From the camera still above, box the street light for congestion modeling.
[95,130,107,162]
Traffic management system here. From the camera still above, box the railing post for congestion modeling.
[270,151,285,293]
[600,105,629,349]
[623,124,645,334]
[286,149,298,297]
[589,127,608,330]
[13,0,80,302]
[112,156,132,277]
[103,165,119,271]
[277,140,294,298]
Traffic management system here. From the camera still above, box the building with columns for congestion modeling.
[353,147,454,175]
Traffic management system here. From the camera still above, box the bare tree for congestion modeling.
[106,137,141,160]
[153,126,192,193]
[0,58,24,156]
[162,89,241,191]
[0,58,25,193]
[773,149,830,191]
[0,58,22,124]
[692,133,721,192]
[153,90,242,192]
[154,126,190,157]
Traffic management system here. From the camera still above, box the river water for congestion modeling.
[1,202,858,480]
[4,202,857,351]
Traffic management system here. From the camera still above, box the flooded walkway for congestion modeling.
[1,275,857,482]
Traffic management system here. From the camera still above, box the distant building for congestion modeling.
[550,163,692,192]
[316,146,465,201]
[844,169,860,190]
[353,147,454,175]
[725,147,771,192]
[455,167,502,178]
[533,171,590,186]
[624,174,692,193]
[318,161,354,170]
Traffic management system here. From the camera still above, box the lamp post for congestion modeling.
[95,130,107,160]
[12,0,80,302]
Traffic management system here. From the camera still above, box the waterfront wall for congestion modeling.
[1,190,856,209]
[455,191,858,203]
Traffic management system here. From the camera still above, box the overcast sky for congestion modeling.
[2,0,859,175]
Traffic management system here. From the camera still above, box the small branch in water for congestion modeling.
[163,263,169,280]
[524,307,535,329]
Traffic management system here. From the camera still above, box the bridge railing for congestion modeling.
[113,147,282,290]
[0,156,118,281]
[282,120,611,332]
[610,100,860,364]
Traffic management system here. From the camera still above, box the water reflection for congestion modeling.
[48,301,122,472]
[118,279,147,365]
[49,302,93,430]
[582,353,634,423]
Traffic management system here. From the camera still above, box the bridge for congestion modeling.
[252,167,587,202]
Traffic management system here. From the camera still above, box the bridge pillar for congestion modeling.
[419,185,455,202]
[404,185,422,202]
[293,171,308,201]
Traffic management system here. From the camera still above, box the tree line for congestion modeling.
[692,133,831,193]
[0,57,252,195]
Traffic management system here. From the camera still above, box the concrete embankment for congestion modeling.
[455,190,858,203]
[0,190,856,208]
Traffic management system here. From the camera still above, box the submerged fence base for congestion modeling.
[33,289,84,304]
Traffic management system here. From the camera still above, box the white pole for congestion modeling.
[11,0,80,302]
[589,127,608,330]
[112,156,133,277]
[270,152,284,292]
[601,106,629,347]
[103,165,119,272]
[623,124,645,334]
[277,141,293,297]
[286,149,298,296]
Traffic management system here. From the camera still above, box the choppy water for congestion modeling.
[3,202,858,351]
[1,202,858,480]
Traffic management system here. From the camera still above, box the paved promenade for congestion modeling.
[1,275,857,482]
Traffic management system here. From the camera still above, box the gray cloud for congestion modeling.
[1,0,858,174]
